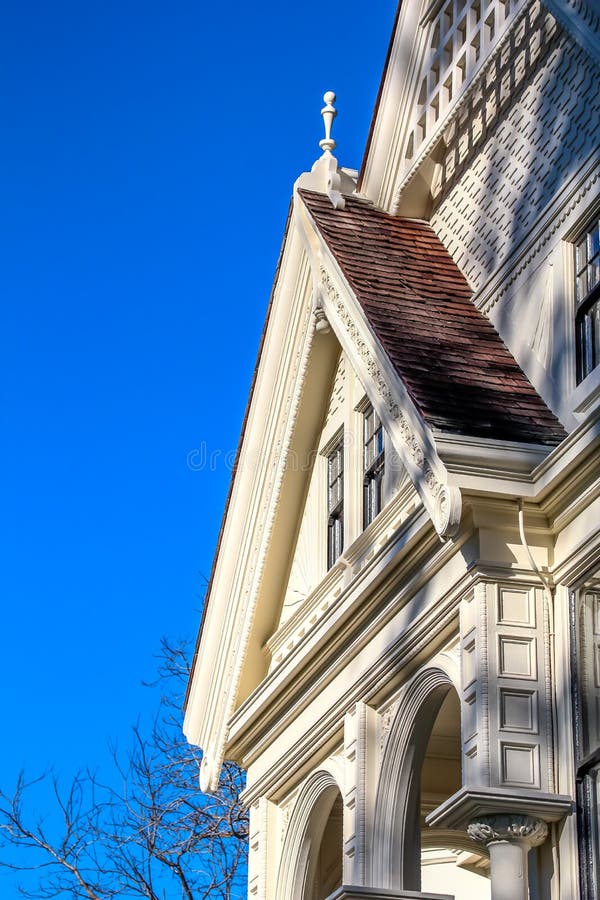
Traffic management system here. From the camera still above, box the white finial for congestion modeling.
[319,91,337,153]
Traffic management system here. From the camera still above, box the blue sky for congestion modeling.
[0,0,396,890]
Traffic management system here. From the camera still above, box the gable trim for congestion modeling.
[184,223,320,792]
[317,261,462,539]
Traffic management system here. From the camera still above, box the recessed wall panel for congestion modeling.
[498,587,534,626]
[499,688,536,732]
[499,636,535,678]
[501,742,539,786]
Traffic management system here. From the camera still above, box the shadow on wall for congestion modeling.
[429,3,599,414]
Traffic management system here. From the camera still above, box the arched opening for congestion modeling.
[277,768,344,900]
[420,691,491,897]
[306,792,343,900]
[373,665,490,894]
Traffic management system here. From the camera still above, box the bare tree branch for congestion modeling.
[0,638,248,899]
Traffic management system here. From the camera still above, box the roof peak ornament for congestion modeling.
[293,90,356,211]
[319,91,338,154]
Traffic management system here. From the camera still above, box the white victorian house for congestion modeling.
[184,1,600,897]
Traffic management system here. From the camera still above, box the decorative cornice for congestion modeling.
[213,287,316,778]
[319,265,461,539]
[467,814,548,847]
[328,890,453,900]
[238,559,471,804]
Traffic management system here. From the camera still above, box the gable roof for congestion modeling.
[299,188,566,446]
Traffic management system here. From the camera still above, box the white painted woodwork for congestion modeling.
[185,2,600,897]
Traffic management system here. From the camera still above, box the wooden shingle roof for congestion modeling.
[300,189,566,446]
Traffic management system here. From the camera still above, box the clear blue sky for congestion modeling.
[0,0,395,890]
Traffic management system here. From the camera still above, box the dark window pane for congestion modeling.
[363,404,385,529]
[590,225,600,259]
[575,219,600,383]
[327,439,344,568]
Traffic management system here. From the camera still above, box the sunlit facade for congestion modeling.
[185,2,600,896]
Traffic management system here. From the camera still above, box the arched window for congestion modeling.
[374,666,489,893]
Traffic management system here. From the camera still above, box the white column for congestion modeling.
[467,814,548,900]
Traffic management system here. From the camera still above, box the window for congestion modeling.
[363,404,385,528]
[327,439,344,569]
[575,217,600,383]
[571,571,600,898]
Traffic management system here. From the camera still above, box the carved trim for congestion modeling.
[199,753,220,794]
[433,484,462,537]
[320,268,401,422]
[319,266,461,538]
[467,813,548,847]
[542,588,556,793]
[280,786,300,845]
[379,700,399,761]
[476,582,491,781]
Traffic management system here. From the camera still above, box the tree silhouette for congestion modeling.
[0,639,248,899]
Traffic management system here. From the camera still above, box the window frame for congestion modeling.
[363,403,385,529]
[574,217,600,384]
[326,437,344,569]
[570,578,600,899]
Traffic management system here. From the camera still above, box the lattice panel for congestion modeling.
[402,0,524,175]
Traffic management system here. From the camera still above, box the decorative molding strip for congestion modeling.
[320,268,401,423]
[542,588,556,794]
[319,266,461,539]
[279,786,299,845]
[379,699,400,762]
[476,582,491,781]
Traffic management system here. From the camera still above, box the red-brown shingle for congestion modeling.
[300,189,566,446]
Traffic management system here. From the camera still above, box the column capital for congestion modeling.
[467,813,548,849]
